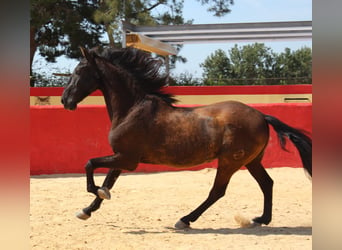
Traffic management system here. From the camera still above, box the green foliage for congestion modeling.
[169,72,203,86]
[200,49,231,85]
[31,0,104,61]
[198,0,234,17]
[93,0,190,69]
[30,0,237,86]
[30,0,105,86]
[31,72,70,87]
[200,43,312,85]
[274,47,312,84]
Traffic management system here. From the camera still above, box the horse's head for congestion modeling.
[61,47,101,110]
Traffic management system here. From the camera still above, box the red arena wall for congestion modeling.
[30,102,312,175]
[30,85,312,96]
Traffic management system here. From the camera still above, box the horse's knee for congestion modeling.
[85,160,93,171]
[209,187,226,200]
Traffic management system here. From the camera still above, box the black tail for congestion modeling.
[264,115,312,177]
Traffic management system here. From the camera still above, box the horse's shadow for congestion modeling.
[170,226,312,236]
[107,223,312,236]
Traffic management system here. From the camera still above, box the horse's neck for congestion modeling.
[101,89,114,121]
[97,59,143,124]
[100,77,137,124]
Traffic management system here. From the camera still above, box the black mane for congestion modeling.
[92,46,178,105]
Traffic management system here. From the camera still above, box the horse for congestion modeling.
[61,46,312,229]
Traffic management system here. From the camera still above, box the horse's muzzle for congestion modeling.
[61,96,77,110]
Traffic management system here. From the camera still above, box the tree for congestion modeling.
[92,0,190,70]
[201,43,312,85]
[228,43,276,84]
[169,71,203,86]
[274,47,312,84]
[31,0,235,86]
[200,49,232,85]
[30,0,105,86]
[92,0,235,70]
[199,0,234,17]
[93,0,157,47]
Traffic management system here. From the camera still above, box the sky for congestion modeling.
[32,0,312,79]
[175,0,312,77]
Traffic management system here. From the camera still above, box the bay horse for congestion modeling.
[61,46,312,229]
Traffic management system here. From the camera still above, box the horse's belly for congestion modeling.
[141,157,215,168]
[141,145,218,168]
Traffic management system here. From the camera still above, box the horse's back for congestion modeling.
[194,101,267,131]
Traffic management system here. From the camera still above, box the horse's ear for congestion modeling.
[79,46,94,63]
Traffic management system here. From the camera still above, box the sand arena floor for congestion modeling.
[30,167,312,249]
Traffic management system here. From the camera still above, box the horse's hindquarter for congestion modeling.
[141,101,269,167]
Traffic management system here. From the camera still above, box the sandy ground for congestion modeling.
[30,168,312,250]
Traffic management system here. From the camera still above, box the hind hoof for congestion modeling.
[76,210,91,220]
[97,187,111,200]
[175,219,190,229]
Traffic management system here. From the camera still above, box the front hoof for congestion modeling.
[175,219,190,229]
[76,210,91,220]
[97,187,111,200]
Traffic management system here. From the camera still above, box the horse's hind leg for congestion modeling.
[175,161,240,229]
[245,155,274,225]
[77,168,122,220]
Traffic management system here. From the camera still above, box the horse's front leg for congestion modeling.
[84,155,115,196]
[77,168,122,220]
[97,168,122,200]
[85,154,137,195]
[77,154,138,220]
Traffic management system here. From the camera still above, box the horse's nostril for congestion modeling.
[61,98,64,104]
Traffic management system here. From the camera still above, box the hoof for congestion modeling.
[76,210,91,220]
[97,187,111,200]
[175,219,190,229]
